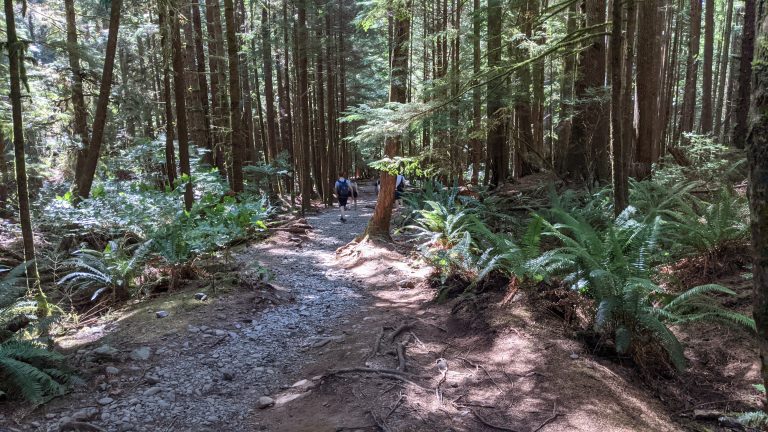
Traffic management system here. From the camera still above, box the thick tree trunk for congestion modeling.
[700,0,715,133]
[748,0,768,406]
[5,0,47,314]
[365,0,411,240]
[566,0,609,183]
[224,0,245,192]
[486,0,507,187]
[74,0,122,201]
[65,0,90,184]
[171,0,194,211]
[325,13,337,206]
[262,3,278,167]
[315,27,328,205]
[733,0,756,148]
[636,0,657,176]
[183,6,207,155]
[556,1,578,173]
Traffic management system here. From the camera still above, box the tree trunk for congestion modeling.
[325,13,337,206]
[556,1,578,173]
[678,0,701,137]
[224,0,245,192]
[635,0,657,175]
[315,26,328,205]
[74,0,122,201]
[700,0,715,133]
[296,0,312,212]
[191,0,214,166]
[566,0,609,183]
[159,1,177,188]
[611,0,627,214]
[714,0,734,138]
[486,0,507,187]
[365,0,411,240]
[262,3,279,167]
[171,0,194,211]
[183,5,208,154]
[471,0,482,185]
[748,0,768,406]
[733,0,756,148]
[65,0,90,184]
[204,0,229,175]
[5,0,48,314]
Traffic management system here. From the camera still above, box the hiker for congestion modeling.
[375,174,406,206]
[349,178,360,210]
[335,173,353,222]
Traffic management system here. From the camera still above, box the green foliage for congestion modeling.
[58,239,154,302]
[531,206,754,371]
[735,411,768,428]
[0,340,73,403]
[654,135,747,185]
[665,188,750,259]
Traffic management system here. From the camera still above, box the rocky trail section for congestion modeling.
[6,190,381,432]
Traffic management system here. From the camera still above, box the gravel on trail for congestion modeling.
[16,188,378,432]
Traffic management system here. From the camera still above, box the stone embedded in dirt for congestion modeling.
[195,293,208,301]
[570,353,580,360]
[146,375,162,385]
[188,325,201,333]
[222,370,235,381]
[256,396,275,409]
[93,344,120,361]
[143,386,162,396]
[213,329,227,337]
[72,407,99,421]
[105,366,120,375]
[129,347,152,361]
[156,310,169,319]
[98,397,114,405]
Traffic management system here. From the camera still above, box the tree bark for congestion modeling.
[74,0,122,201]
[748,0,768,406]
[714,0,734,138]
[611,0,626,214]
[224,0,245,192]
[5,0,47,314]
[171,0,194,211]
[471,0,482,185]
[365,0,411,240]
[733,0,756,148]
[678,0,701,137]
[65,0,90,184]
[159,1,177,188]
[700,0,715,133]
[486,0,507,187]
[204,0,229,175]
[297,0,312,212]
[636,0,657,176]
[191,0,215,166]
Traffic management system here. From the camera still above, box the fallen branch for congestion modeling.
[327,367,430,391]
[396,334,413,372]
[470,409,522,432]
[458,357,504,393]
[384,393,405,421]
[531,402,560,432]
[366,326,386,361]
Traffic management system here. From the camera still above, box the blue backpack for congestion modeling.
[337,180,351,198]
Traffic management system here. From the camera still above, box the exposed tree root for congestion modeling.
[327,367,430,390]
[470,409,522,432]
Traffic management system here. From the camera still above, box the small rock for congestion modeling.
[93,344,120,361]
[106,366,120,375]
[98,397,114,405]
[256,396,275,409]
[146,374,162,385]
[188,325,201,333]
[143,387,162,396]
[129,347,152,361]
[223,370,235,381]
[213,329,227,337]
[156,310,169,319]
[569,353,580,360]
[291,379,309,388]
[195,293,208,301]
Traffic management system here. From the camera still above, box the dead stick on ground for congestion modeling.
[458,357,504,393]
[327,368,430,391]
[470,409,522,432]
[531,401,560,432]
[366,326,386,361]
[384,393,405,421]
[396,334,413,372]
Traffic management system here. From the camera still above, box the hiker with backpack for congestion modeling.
[335,173,353,222]
[349,178,359,210]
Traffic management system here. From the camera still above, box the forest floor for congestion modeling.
[0,182,762,432]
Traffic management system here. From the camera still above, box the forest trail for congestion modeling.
[12,183,682,432]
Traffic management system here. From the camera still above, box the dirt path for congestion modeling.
[6,184,691,432]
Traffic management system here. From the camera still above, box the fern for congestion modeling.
[535,205,752,371]
[0,340,72,403]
